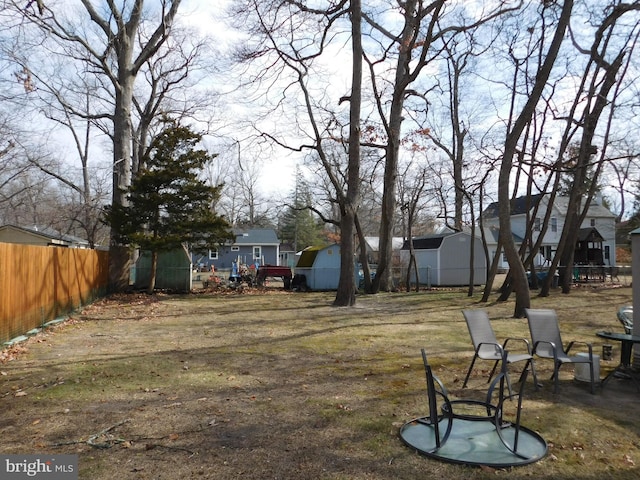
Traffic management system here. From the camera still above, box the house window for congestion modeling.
[209,249,218,260]
[539,246,552,262]
[231,246,239,252]
[604,245,610,261]
[551,217,557,233]
[253,246,262,260]
[534,217,541,231]
[502,252,508,263]
[590,218,596,227]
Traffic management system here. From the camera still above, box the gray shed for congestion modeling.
[294,244,358,291]
[401,232,486,286]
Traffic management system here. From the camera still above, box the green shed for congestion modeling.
[134,245,192,292]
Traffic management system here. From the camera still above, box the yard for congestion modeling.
[1,284,639,479]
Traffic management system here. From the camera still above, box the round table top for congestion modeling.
[596,331,640,342]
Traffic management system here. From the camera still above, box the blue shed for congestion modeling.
[294,244,358,290]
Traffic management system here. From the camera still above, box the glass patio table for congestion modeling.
[596,331,640,391]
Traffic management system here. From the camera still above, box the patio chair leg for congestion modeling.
[488,360,500,383]
[553,362,560,394]
[463,356,478,388]
[530,359,540,389]
[505,372,514,397]
[517,358,539,390]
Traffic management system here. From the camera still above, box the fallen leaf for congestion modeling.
[169,433,179,441]
[14,391,27,397]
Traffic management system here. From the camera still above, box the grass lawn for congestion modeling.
[1,284,639,479]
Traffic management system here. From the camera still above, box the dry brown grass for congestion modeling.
[1,284,639,479]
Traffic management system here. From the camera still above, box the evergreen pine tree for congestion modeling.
[104,119,233,293]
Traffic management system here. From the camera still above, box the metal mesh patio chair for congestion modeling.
[398,348,547,467]
[524,308,596,394]
[617,305,633,334]
[462,309,536,393]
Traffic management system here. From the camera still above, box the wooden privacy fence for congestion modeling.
[0,243,109,344]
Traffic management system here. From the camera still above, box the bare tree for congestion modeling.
[398,163,429,292]
[539,2,640,295]
[5,0,184,290]
[231,1,364,305]
[132,27,217,174]
[497,0,573,316]
[607,143,640,222]
[363,1,520,293]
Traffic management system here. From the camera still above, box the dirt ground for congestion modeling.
[1,285,640,479]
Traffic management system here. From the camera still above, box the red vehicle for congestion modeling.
[256,265,293,289]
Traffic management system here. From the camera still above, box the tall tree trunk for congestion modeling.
[148,250,158,294]
[87,0,183,292]
[110,76,135,291]
[354,213,372,293]
[498,0,573,317]
[467,198,476,297]
[405,224,419,292]
[560,50,625,293]
[481,241,502,303]
[373,0,425,293]
[333,0,362,307]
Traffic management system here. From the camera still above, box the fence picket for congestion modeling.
[0,243,109,344]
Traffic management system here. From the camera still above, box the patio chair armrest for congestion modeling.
[532,339,558,358]
[444,398,498,421]
[502,337,532,354]
[431,373,449,397]
[565,340,593,356]
[476,341,504,355]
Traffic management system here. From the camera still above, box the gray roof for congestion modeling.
[0,224,90,246]
[482,194,544,218]
[482,194,616,219]
[402,232,465,250]
[29,225,90,245]
[232,229,280,245]
[483,226,524,244]
[553,196,616,218]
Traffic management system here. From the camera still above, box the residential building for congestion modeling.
[0,224,91,248]
[192,228,281,271]
[481,194,617,271]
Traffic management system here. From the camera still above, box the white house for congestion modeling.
[362,236,405,264]
[481,194,617,271]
